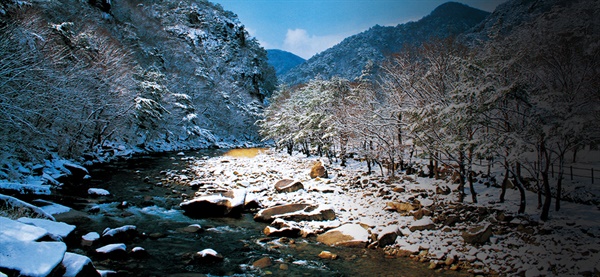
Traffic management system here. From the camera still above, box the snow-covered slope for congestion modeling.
[0,0,277,177]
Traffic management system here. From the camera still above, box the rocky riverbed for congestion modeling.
[1,148,599,276]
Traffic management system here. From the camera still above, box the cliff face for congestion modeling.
[280,2,489,86]
[0,0,277,168]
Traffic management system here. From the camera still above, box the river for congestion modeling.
[56,149,467,276]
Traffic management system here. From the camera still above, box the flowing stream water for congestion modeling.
[53,149,467,277]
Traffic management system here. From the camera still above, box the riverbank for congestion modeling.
[1,148,599,276]
[186,148,599,276]
[0,138,265,196]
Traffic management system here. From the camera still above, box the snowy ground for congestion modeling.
[184,148,600,276]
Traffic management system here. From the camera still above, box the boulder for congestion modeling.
[52,209,90,225]
[101,225,138,244]
[377,225,399,247]
[30,199,89,225]
[254,203,335,222]
[252,257,272,269]
[461,223,493,245]
[179,189,246,218]
[310,161,328,179]
[274,179,304,193]
[385,201,419,213]
[263,219,302,237]
[177,224,203,233]
[317,251,338,260]
[0,216,48,242]
[244,193,261,211]
[0,240,67,277]
[408,217,436,232]
[316,224,369,248]
[88,188,110,196]
[62,162,91,185]
[410,208,432,220]
[193,249,224,263]
[435,185,451,195]
[130,247,148,259]
[17,217,75,241]
[95,243,128,260]
[81,232,100,247]
[61,252,101,277]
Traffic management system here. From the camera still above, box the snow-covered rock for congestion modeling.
[0,216,48,242]
[101,225,138,243]
[408,217,436,232]
[62,252,100,277]
[82,232,100,247]
[179,189,246,218]
[254,203,335,222]
[0,181,51,195]
[263,219,302,237]
[377,225,399,247]
[88,188,110,196]
[95,243,127,259]
[461,222,493,245]
[192,248,224,263]
[274,179,304,193]
[316,224,369,247]
[31,199,89,224]
[130,246,148,258]
[0,240,66,277]
[17,217,75,240]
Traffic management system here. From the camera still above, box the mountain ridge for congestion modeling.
[280,1,489,85]
[266,49,306,77]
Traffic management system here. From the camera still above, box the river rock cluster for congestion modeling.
[173,149,600,276]
[1,149,598,276]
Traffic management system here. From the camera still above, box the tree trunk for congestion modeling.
[428,156,434,178]
[500,162,509,203]
[434,152,439,179]
[555,156,564,211]
[468,168,477,203]
[458,151,466,203]
[397,114,404,171]
[286,141,293,156]
[340,135,347,167]
[374,159,384,177]
[540,141,552,221]
[513,171,527,214]
[468,149,477,203]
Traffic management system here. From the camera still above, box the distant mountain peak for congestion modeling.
[426,2,490,23]
[266,49,305,77]
[430,1,475,16]
[280,2,489,86]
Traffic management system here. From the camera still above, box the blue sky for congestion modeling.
[210,0,507,59]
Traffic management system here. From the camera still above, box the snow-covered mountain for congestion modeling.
[266,49,306,77]
[0,0,277,170]
[280,2,489,86]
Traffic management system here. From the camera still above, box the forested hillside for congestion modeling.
[0,0,276,178]
[259,0,600,220]
[280,2,489,86]
[266,49,305,77]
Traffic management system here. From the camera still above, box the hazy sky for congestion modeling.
[210,0,507,59]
